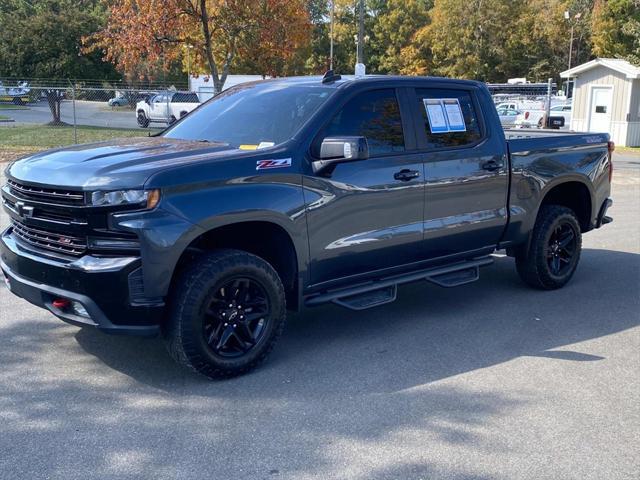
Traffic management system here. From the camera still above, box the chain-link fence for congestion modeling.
[0,77,574,156]
[0,78,203,153]
[488,79,573,130]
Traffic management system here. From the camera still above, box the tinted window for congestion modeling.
[321,89,405,156]
[164,83,335,147]
[416,88,482,149]
[172,93,200,103]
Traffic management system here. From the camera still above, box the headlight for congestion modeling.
[90,189,160,209]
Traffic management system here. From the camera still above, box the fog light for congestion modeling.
[71,301,90,318]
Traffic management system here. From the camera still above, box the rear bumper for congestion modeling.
[1,230,162,336]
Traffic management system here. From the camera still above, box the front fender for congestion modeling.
[117,177,309,299]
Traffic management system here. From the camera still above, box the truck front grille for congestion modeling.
[8,179,85,206]
[10,220,87,256]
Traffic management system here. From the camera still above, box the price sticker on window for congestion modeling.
[423,99,449,133]
[443,98,466,132]
[423,98,467,134]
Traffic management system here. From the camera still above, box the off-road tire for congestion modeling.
[164,249,286,379]
[137,111,149,128]
[515,205,582,290]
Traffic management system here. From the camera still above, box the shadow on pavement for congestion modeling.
[0,248,638,478]
[66,248,640,395]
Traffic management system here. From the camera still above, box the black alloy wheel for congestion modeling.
[546,222,577,276]
[515,205,582,290]
[164,249,287,379]
[202,277,271,358]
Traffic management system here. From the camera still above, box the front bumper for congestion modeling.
[1,230,162,336]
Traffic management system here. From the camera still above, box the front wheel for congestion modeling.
[515,205,582,289]
[137,111,149,127]
[164,249,287,379]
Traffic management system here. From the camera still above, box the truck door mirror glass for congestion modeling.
[314,136,369,173]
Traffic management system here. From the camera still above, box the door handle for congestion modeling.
[481,160,504,171]
[394,169,420,181]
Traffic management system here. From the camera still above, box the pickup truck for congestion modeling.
[515,104,573,128]
[1,73,614,379]
[136,91,200,127]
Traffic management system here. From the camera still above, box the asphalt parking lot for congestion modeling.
[0,153,638,480]
[4,99,142,129]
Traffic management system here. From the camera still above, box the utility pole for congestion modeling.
[329,0,334,70]
[357,0,364,65]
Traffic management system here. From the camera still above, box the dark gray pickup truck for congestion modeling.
[1,73,614,378]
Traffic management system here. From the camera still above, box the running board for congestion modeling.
[305,257,493,310]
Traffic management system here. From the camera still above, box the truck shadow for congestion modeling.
[0,247,637,478]
[68,247,639,396]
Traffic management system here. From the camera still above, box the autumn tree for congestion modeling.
[591,0,640,64]
[232,0,310,77]
[370,0,432,74]
[88,0,311,92]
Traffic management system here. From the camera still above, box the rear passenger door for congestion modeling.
[410,86,509,259]
[304,88,425,287]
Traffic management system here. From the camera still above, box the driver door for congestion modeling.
[303,88,426,288]
[149,94,168,121]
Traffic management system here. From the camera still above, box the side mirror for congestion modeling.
[314,136,369,173]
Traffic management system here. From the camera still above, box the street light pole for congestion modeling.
[565,11,581,70]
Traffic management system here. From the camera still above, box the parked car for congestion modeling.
[496,107,520,127]
[1,74,614,379]
[107,96,129,107]
[516,104,572,128]
[136,91,201,127]
[0,81,30,105]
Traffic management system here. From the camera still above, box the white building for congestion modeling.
[189,75,265,101]
[561,58,640,147]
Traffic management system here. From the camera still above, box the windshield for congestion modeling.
[163,82,335,148]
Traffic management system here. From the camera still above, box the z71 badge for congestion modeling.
[256,158,292,170]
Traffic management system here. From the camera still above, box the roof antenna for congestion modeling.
[322,69,341,84]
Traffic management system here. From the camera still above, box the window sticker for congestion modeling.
[423,99,449,133]
[443,98,466,132]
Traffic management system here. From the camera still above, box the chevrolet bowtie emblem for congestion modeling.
[15,201,34,218]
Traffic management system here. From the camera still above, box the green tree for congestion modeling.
[410,0,520,81]
[591,0,640,64]
[370,0,431,74]
[0,0,117,124]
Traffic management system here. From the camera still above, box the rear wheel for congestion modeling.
[515,205,582,289]
[164,249,287,379]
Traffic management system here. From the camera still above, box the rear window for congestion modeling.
[415,88,482,149]
[172,93,200,103]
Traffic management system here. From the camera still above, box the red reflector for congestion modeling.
[525,111,529,120]
[52,298,71,309]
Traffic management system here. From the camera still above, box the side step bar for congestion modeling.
[305,256,493,311]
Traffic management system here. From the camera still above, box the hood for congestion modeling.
[7,137,244,190]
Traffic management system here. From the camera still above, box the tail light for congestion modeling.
[607,141,614,182]
[525,111,530,120]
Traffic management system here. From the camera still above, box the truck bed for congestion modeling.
[504,128,610,151]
